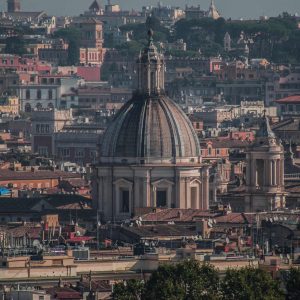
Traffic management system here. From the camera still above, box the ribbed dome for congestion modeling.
[100,94,201,164]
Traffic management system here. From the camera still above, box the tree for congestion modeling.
[221,267,284,300]
[285,268,300,300]
[4,36,27,55]
[112,279,144,300]
[54,28,81,65]
[144,260,220,300]
[67,40,80,66]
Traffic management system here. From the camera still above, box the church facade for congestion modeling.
[92,31,209,221]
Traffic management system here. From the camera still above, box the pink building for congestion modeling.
[0,54,51,73]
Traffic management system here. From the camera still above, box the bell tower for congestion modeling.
[7,0,20,13]
[136,29,165,96]
[245,116,286,212]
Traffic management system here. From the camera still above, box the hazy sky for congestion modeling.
[4,0,300,19]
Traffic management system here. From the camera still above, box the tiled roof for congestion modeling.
[0,194,92,212]
[0,170,81,181]
[6,225,42,238]
[285,182,300,193]
[272,118,300,131]
[78,279,111,292]
[46,287,82,300]
[121,224,197,238]
[201,139,252,149]
[135,208,217,222]
[215,213,256,225]
[275,95,300,104]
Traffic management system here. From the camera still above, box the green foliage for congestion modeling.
[166,49,201,58]
[53,28,81,65]
[67,40,79,66]
[173,15,300,62]
[160,14,298,60]
[119,16,169,44]
[53,28,81,42]
[112,279,144,300]
[144,261,220,300]
[111,261,287,300]
[285,268,300,300]
[4,36,27,55]
[115,40,144,56]
[221,267,284,300]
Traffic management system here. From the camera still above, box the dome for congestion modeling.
[100,94,201,164]
[100,30,201,165]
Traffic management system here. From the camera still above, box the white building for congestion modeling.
[19,77,83,112]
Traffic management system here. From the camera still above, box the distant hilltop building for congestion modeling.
[207,0,221,20]
[185,0,221,20]
[7,0,20,13]
[5,0,46,23]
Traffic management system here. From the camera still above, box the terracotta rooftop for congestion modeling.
[275,95,300,104]
[201,139,252,149]
[215,213,255,224]
[0,170,81,181]
[121,224,198,238]
[135,208,217,222]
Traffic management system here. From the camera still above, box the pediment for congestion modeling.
[113,178,133,186]
[151,178,174,186]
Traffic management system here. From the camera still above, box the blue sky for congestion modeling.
[7,0,300,19]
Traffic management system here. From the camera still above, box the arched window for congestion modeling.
[36,103,42,110]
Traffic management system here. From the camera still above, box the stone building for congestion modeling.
[72,18,104,66]
[31,109,73,157]
[244,116,286,212]
[93,31,210,221]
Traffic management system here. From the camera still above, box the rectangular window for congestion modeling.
[26,90,30,100]
[120,190,130,213]
[75,149,84,158]
[156,190,167,207]
[48,89,53,100]
[37,89,42,100]
[61,148,70,157]
[38,146,48,156]
[191,187,197,208]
